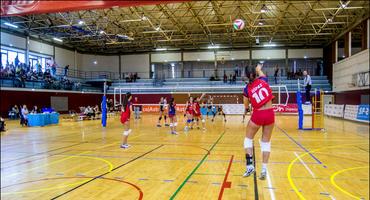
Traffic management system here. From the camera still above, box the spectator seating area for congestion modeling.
[108,76,331,94]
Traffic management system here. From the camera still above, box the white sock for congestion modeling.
[262,163,268,171]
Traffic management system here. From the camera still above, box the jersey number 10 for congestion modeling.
[252,88,269,103]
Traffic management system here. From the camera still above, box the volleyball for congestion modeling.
[233,19,245,30]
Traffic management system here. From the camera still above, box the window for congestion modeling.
[0,47,27,68]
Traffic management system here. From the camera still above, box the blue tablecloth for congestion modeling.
[27,113,59,127]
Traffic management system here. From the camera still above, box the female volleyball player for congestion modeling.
[157,97,169,127]
[184,96,195,131]
[120,92,133,149]
[193,93,205,129]
[200,101,208,130]
[168,97,178,134]
[243,63,274,180]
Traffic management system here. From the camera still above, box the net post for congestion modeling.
[278,86,281,105]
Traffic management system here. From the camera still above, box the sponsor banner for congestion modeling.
[357,104,369,121]
[344,105,358,121]
[222,104,245,115]
[324,104,344,118]
[273,104,298,113]
[142,105,186,113]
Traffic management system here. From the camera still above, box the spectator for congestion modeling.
[13,105,20,118]
[303,70,312,104]
[84,106,95,119]
[132,97,140,119]
[223,73,227,83]
[64,65,69,76]
[94,105,101,116]
[232,73,236,84]
[274,66,279,84]
[31,105,39,114]
[51,63,57,76]
[37,62,42,73]
[229,74,233,84]
[21,105,29,126]
[133,73,138,82]
[234,65,239,77]
[0,117,5,132]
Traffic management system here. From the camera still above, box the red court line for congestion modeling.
[218,155,234,200]
[1,176,143,200]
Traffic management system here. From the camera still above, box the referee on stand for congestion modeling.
[303,70,312,104]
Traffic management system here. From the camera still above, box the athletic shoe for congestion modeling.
[190,127,193,130]
[184,126,189,131]
[165,123,170,127]
[197,127,200,130]
[259,170,267,180]
[171,131,178,135]
[120,144,131,149]
[157,124,162,127]
[243,165,255,177]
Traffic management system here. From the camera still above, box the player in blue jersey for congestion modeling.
[168,97,178,134]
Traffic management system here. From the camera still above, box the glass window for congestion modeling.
[18,52,25,63]
[8,51,17,66]
[1,53,7,68]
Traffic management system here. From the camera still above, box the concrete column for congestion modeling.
[334,41,338,63]
[214,50,218,78]
[25,36,30,67]
[181,51,184,78]
[344,31,351,58]
[74,50,77,69]
[285,48,289,76]
[118,55,122,79]
[362,19,369,50]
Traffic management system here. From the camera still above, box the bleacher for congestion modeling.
[108,76,331,94]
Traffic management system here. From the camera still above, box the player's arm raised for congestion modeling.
[256,63,265,77]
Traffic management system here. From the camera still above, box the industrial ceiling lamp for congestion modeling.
[260,4,268,13]
[340,0,349,8]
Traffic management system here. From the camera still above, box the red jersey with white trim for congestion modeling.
[186,102,194,113]
[194,102,201,115]
[243,76,274,109]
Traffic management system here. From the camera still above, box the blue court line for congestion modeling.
[275,125,323,165]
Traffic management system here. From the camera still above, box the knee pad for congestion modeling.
[170,123,173,127]
[192,119,195,122]
[244,137,253,149]
[196,118,199,122]
[174,122,178,127]
[260,140,271,152]
[159,116,162,120]
[123,129,132,136]
[202,119,205,123]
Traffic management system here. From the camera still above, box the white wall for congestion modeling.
[121,54,150,78]
[151,52,181,62]
[184,51,215,61]
[0,32,26,49]
[288,48,323,58]
[252,49,285,59]
[55,47,76,70]
[78,54,119,73]
[29,39,53,55]
[333,49,369,92]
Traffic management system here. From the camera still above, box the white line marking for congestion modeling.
[294,152,336,200]
[266,169,276,200]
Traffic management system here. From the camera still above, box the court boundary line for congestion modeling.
[275,125,323,164]
[50,144,164,199]
[253,145,259,200]
[218,155,234,200]
[169,130,226,199]
[1,176,143,199]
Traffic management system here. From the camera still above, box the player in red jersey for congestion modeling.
[184,96,195,131]
[193,93,205,130]
[120,92,133,149]
[242,63,275,180]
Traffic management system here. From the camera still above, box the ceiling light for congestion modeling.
[260,4,268,13]
[78,20,84,25]
[208,45,220,49]
[9,44,13,46]
[53,37,63,42]
[260,61,265,64]
[231,58,235,60]
[156,48,167,51]
[4,22,18,28]
[263,43,276,47]
[340,0,349,8]
[155,26,160,31]
[171,63,175,67]
[304,56,307,59]
[164,60,168,62]
[99,30,105,34]
[142,16,148,21]
[327,18,333,23]
[258,22,264,26]
[342,55,345,58]
[93,60,97,65]
[197,59,200,61]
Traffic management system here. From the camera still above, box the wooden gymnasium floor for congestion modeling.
[1,114,369,200]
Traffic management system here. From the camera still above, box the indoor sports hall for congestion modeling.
[0,1,369,200]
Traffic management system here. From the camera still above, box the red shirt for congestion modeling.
[243,76,274,109]
[194,102,201,114]
[186,102,194,112]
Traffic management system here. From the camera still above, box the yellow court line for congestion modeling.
[4,134,141,178]
[287,143,369,200]
[330,166,369,200]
